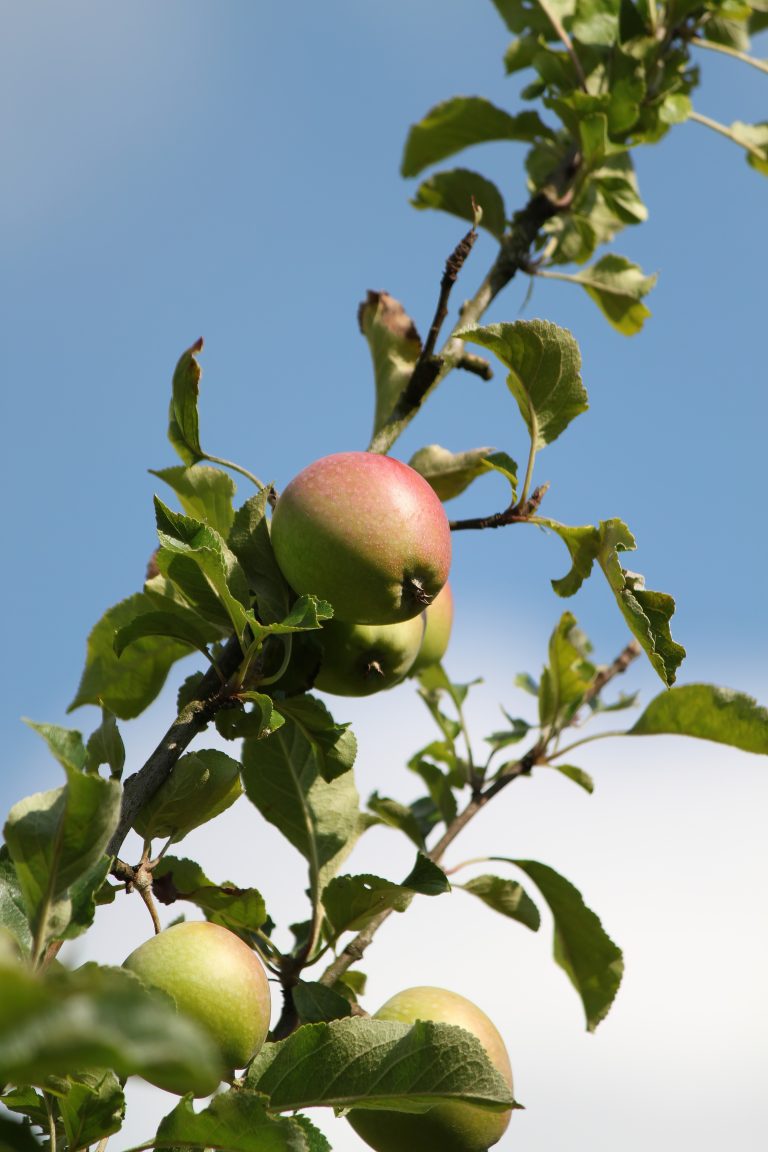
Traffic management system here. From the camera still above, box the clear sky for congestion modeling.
[2,3,767,1150]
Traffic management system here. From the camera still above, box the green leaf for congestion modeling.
[458,320,587,449]
[539,518,686,685]
[168,337,205,466]
[154,497,252,642]
[65,854,113,942]
[152,855,269,937]
[539,612,596,729]
[57,1069,125,1150]
[0,1114,43,1151]
[544,254,657,335]
[408,755,460,824]
[215,693,284,741]
[358,291,422,438]
[277,695,357,783]
[3,768,121,955]
[366,793,428,849]
[69,592,192,719]
[549,763,595,792]
[503,34,542,73]
[596,519,685,686]
[0,847,33,956]
[659,93,692,125]
[322,855,449,936]
[85,707,125,779]
[572,0,622,45]
[729,120,768,175]
[247,1017,516,1113]
[247,595,333,647]
[293,981,353,1024]
[408,444,495,502]
[23,720,86,773]
[114,607,216,661]
[0,962,223,1095]
[155,1090,330,1152]
[402,95,554,177]
[510,859,623,1030]
[461,875,541,930]
[485,714,531,751]
[241,718,362,904]
[402,852,452,895]
[480,450,520,498]
[491,0,576,36]
[228,488,293,625]
[630,684,768,753]
[151,463,236,538]
[133,749,243,844]
[411,168,507,239]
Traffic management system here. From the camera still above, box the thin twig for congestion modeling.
[448,483,550,531]
[367,173,577,456]
[382,225,479,429]
[536,0,588,89]
[690,34,768,76]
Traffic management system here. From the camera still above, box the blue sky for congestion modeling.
[2,3,767,1149]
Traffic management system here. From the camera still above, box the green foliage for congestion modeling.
[151,462,237,538]
[630,684,768,752]
[459,320,588,449]
[539,253,657,334]
[5,1,768,1143]
[132,749,243,844]
[241,713,362,909]
[293,981,354,1024]
[69,591,192,719]
[246,1017,517,1113]
[540,519,685,685]
[359,291,423,438]
[168,338,205,466]
[0,961,223,1095]
[3,766,121,958]
[459,875,542,930]
[511,859,624,1031]
[152,855,269,938]
[154,1091,331,1152]
[401,96,554,177]
[410,443,489,500]
[411,168,508,239]
[322,855,449,937]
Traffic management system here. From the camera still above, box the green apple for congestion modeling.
[315,615,425,696]
[270,452,451,624]
[123,921,271,1072]
[347,986,513,1152]
[410,582,454,674]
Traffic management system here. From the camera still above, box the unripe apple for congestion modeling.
[270,452,451,624]
[347,986,513,1152]
[410,582,454,674]
[315,615,425,696]
[123,921,271,1072]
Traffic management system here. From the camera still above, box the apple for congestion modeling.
[270,452,451,624]
[347,986,513,1152]
[123,921,271,1072]
[410,582,454,674]
[315,615,425,696]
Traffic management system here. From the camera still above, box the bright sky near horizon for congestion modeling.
[1,2,767,1149]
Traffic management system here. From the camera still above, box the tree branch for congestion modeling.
[448,483,550,531]
[368,160,579,456]
[318,637,640,988]
[106,635,244,859]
